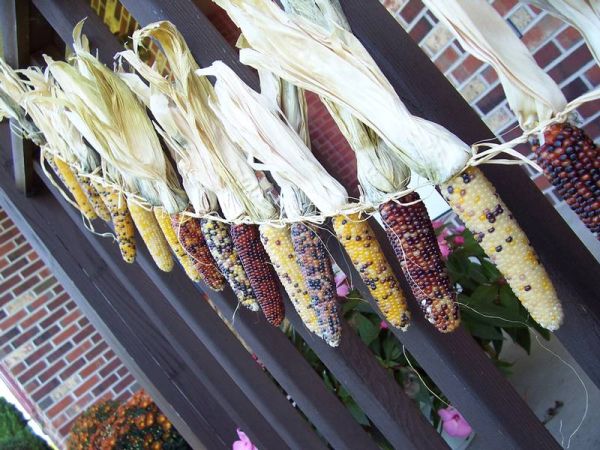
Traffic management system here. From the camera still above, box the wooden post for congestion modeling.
[0,0,35,195]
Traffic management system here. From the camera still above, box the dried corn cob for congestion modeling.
[441,167,563,330]
[201,219,259,311]
[291,222,341,346]
[127,201,174,272]
[93,182,136,263]
[333,213,411,330]
[48,155,97,221]
[154,208,201,282]
[231,223,285,326]
[379,194,459,333]
[74,173,111,222]
[532,123,599,238]
[171,215,225,291]
[259,224,320,335]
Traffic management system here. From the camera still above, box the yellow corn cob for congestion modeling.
[259,224,320,335]
[48,155,97,220]
[127,201,174,272]
[441,167,563,330]
[333,213,411,330]
[154,207,202,282]
[93,182,136,263]
[74,173,111,222]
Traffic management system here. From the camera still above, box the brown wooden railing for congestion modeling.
[1,0,598,448]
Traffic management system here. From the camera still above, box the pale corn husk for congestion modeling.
[424,0,567,131]
[525,0,600,66]
[45,20,187,213]
[197,61,348,218]
[282,0,411,204]
[0,59,45,145]
[213,0,471,185]
[118,21,275,221]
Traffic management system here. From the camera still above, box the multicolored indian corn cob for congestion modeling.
[93,182,136,263]
[171,215,225,291]
[290,222,341,346]
[127,201,174,273]
[259,224,320,335]
[441,167,563,330]
[230,223,285,326]
[532,122,599,238]
[200,219,259,311]
[379,194,460,333]
[47,155,97,221]
[333,213,411,330]
[153,208,201,282]
[74,173,111,222]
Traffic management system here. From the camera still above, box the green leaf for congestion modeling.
[355,314,380,345]
[467,263,490,284]
[505,327,532,354]
[342,295,361,315]
[480,259,501,282]
[463,318,504,340]
[382,336,402,363]
[345,400,370,426]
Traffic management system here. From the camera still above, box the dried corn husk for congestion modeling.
[213,0,471,185]
[525,0,600,66]
[281,0,411,204]
[423,0,566,131]
[197,61,348,218]
[45,20,187,213]
[118,21,275,221]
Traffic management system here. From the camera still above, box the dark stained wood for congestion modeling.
[29,3,382,449]
[0,0,35,195]
[340,0,600,398]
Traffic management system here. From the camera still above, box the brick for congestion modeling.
[92,374,118,396]
[11,362,26,376]
[562,77,588,102]
[12,275,41,296]
[434,45,459,73]
[400,0,424,24]
[33,276,58,295]
[477,84,506,114]
[21,308,47,329]
[47,395,73,417]
[99,358,120,378]
[452,55,484,84]
[52,414,68,430]
[85,341,108,362]
[59,419,76,438]
[534,41,561,69]
[18,360,46,384]
[117,366,128,377]
[66,340,91,363]
[492,0,518,17]
[32,377,60,402]
[26,293,49,313]
[578,99,600,120]
[422,23,454,56]
[0,292,13,308]
[39,308,67,330]
[47,342,73,363]
[0,241,16,258]
[382,0,406,14]
[52,324,79,346]
[0,227,19,246]
[586,66,600,86]
[508,5,535,33]
[20,259,44,278]
[33,324,60,346]
[0,310,26,331]
[0,274,22,293]
[549,44,594,84]
[7,244,31,263]
[47,292,70,311]
[25,342,53,366]
[0,257,28,279]
[556,26,582,51]
[103,349,115,361]
[80,357,104,379]
[72,324,93,344]
[13,235,25,246]
[481,66,498,85]
[409,16,432,43]
[78,316,89,327]
[24,379,40,394]
[39,359,66,383]
[65,300,77,311]
[114,374,135,394]
[60,310,82,327]
[60,357,86,381]
[74,375,100,397]
[522,15,564,51]
[11,325,39,348]
[38,396,52,411]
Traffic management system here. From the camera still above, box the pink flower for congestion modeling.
[454,225,465,233]
[438,407,472,438]
[454,236,465,246]
[432,219,445,229]
[380,320,388,330]
[233,429,257,450]
[437,236,451,259]
[335,272,350,298]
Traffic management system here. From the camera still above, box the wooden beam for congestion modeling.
[29,3,383,449]
[0,0,35,195]
[339,0,600,390]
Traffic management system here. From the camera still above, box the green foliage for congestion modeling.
[0,398,50,450]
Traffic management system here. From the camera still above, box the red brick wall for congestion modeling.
[0,208,138,447]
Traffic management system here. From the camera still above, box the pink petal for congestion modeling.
[454,236,465,245]
[336,283,350,298]
[438,407,455,421]
[432,220,445,229]
[335,272,347,287]
[454,225,465,233]
[438,408,472,439]
[380,320,389,330]
[439,241,450,258]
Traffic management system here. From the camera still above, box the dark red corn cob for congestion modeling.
[290,222,341,347]
[532,123,599,238]
[230,223,285,326]
[171,215,226,291]
[379,194,460,332]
